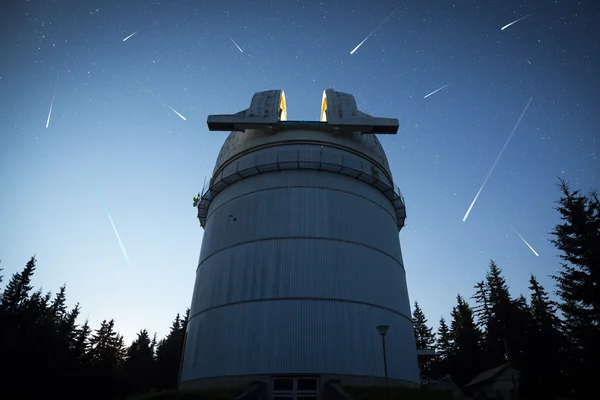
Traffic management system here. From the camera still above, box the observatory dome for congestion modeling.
[213,128,393,179]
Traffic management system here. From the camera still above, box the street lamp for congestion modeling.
[376,325,390,400]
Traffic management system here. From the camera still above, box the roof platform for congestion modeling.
[207,89,399,135]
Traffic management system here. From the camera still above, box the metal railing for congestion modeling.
[200,176,210,198]
[196,154,407,229]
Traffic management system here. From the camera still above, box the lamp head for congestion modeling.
[376,325,389,336]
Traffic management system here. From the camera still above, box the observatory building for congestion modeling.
[181,89,420,397]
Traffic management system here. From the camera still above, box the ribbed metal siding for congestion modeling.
[200,183,403,267]
[181,300,419,382]
[182,142,419,385]
[191,238,410,317]
[208,168,396,225]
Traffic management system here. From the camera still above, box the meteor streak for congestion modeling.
[350,6,399,55]
[122,21,157,42]
[136,80,187,121]
[46,71,60,128]
[97,186,130,263]
[166,105,187,120]
[122,30,140,42]
[229,37,243,53]
[462,96,534,222]
[424,83,450,99]
[46,101,54,129]
[509,224,539,256]
[501,14,533,31]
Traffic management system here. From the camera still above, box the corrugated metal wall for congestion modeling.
[181,142,419,385]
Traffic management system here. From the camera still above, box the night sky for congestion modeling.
[1,0,598,343]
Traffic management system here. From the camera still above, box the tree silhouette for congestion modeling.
[124,329,156,395]
[0,255,36,312]
[0,257,189,399]
[412,301,436,376]
[471,280,491,329]
[482,260,513,365]
[472,260,532,371]
[428,317,453,379]
[50,284,68,320]
[529,275,561,333]
[155,313,187,390]
[73,319,92,362]
[518,275,569,398]
[413,301,436,350]
[550,178,600,398]
[435,317,452,359]
[447,294,485,387]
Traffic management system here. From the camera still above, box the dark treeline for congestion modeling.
[0,179,597,399]
[0,255,188,399]
[412,179,599,399]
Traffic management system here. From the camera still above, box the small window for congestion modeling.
[273,378,294,391]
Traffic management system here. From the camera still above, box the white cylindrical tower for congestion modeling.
[180,89,419,395]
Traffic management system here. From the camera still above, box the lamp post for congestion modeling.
[376,325,390,400]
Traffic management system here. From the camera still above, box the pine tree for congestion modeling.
[436,317,452,358]
[412,301,436,349]
[486,261,511,306]
[528,275,560,332]
[515,294,528,308]
[59,303,81,342]
[22,287,52,324]
[0,255,36,312]
[483,260,529,368]
[115,334,127,366]
[471,280,491,329]
[5,279,71,396]
[87,319,127,398]
[412,302,436,377]
[155,313,186,390]
[89,319,126,368]
[182,308,190,333]
[50,284,68,322]
[427,316,453,379]
[124,329,156,395]
[519,275,569,398]
[72,319,91,362]
[550,179,600,398]
[54,302,83,384]
[551,179,600,335]
[448,295,485,386]
[450,295,483,350]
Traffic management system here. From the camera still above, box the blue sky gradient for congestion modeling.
[1,0,598,343]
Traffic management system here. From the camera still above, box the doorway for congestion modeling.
[271,376,319,400]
